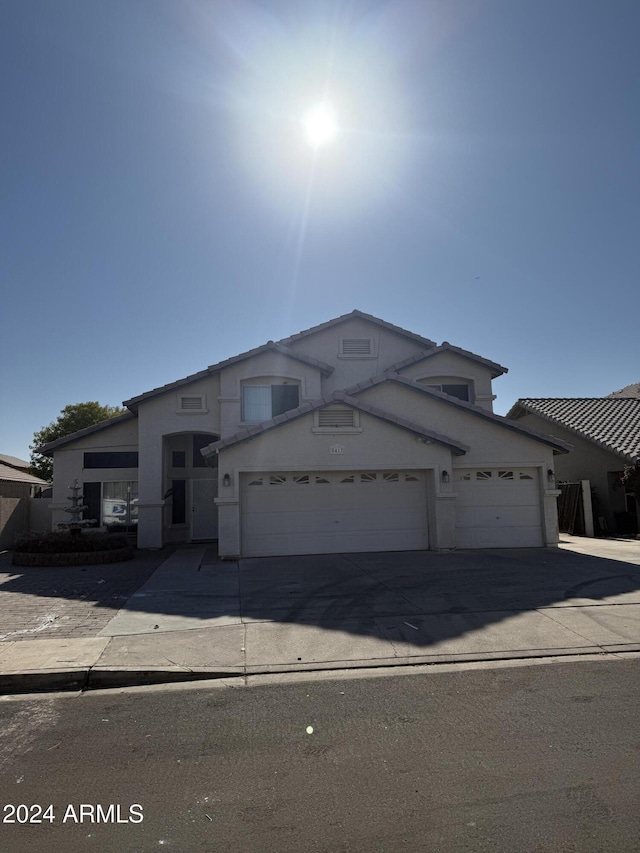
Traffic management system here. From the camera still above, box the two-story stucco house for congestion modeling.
[40,311,571,557]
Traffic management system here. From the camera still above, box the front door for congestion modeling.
[191,479,218,541]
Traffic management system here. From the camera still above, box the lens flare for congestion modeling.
[302,103,338,148]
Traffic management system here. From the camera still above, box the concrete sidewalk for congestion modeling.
[1,535,639,692]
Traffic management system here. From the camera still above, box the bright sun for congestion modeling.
[302,103,338,149]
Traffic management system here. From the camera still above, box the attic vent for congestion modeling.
[318,406,356,428]
[180,395,204,411]
[341,338,372,356]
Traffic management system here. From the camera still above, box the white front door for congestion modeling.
[191,479,218,541]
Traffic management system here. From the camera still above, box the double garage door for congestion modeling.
[241,470,428,558]
[454,468,544,548]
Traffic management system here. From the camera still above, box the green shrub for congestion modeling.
[14,533,130,554]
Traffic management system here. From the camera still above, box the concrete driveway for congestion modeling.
[89,535,640,676]
[2,536,639,689]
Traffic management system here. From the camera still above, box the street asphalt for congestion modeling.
[0,535,639,692]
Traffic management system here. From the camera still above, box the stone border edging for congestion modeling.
[12,547,134,567]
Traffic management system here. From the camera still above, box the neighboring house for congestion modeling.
[39,310,571,557]
[507,395,640,535]
[0,454,49,498]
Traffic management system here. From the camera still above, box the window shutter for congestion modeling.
[318,405,356,427]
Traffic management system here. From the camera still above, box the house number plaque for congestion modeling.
[329,444,345,455]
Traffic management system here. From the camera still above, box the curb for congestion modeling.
[3,644,640,694]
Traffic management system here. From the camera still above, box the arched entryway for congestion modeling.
[163,432,219,543]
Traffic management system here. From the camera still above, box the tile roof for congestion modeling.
[345,374,572,454]
[507,398,640,463]
[0,463,50,486]
[0,453,30,470]
[277,309,437,349]
[123,343,334,409]
[387,342,508,378]
[201,392,469,457]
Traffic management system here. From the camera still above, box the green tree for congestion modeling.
[30,402,126,482]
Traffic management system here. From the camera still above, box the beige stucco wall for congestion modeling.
[50,418,140,531]
[397,351,497,411]
[218,351,321,438]
[513,412,628,531]
[215,408,456,558]
[284,317,429,393]
[0,498,29,548]
[0,481,38,499]
[136,374,220,548]
[359,383,556,468]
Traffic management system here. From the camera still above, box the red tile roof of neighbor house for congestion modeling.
[507,398,640,463]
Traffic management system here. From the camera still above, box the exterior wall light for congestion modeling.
[441,470,450,483]
[222,473,231,488]
[547,469,554,483]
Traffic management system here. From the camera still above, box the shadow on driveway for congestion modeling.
[2,540,640,660]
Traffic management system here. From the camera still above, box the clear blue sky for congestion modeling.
[1,0,638,462]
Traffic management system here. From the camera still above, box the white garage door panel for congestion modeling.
[455,468,543,549]
[456,525,542,549]
[246,506,426,536]
[241,471,427,557]
[456,506,542,527]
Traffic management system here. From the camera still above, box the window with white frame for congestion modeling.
[242,383,299,422]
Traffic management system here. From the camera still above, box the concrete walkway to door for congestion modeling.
[1,535,640,692]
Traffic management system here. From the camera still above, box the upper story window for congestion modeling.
[424,383,470,402]
[242,383,300,423]
[339,338,375,358]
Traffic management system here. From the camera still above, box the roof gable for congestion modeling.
[508,398,640,463]
[277,309,437,350]
[388,342,507,378]
[37,412,137,455]
[346,374,571,454]
[123,342,333,410]
[202,392,469,457]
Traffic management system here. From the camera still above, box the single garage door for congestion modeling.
[241,470,428,557]
[454,468,543,548]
